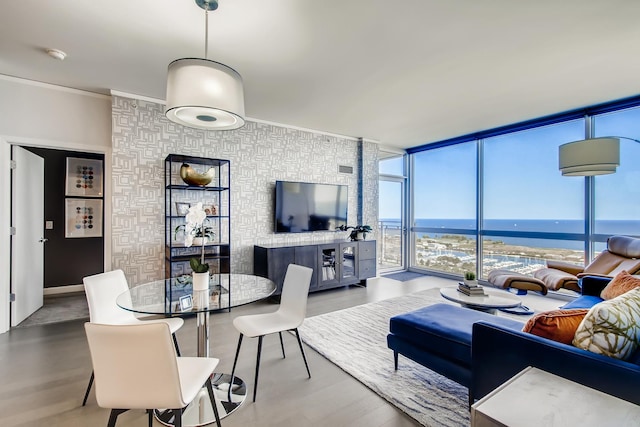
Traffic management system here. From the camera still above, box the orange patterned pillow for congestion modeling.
[601,271,640,300]
[522,309,590,345]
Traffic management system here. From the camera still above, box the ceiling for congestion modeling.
[2,0,640,150]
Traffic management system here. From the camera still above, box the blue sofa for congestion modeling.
[387,276,640,405]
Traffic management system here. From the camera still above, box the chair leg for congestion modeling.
[228,334,243,403]
[172,333,181,357]
[253,335,264,402]
[174,408,182,427]
[278,331,286,358]
[148,409,153,427]
[107,409,128,427]
[293,328,311,378]
[82,371,94,406]
[393,351,399,370]
[206,377,223,426]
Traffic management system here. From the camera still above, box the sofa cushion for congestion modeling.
[560,295,603,310]
[389,303,523,366]
[522,309,589,345]
[601,270,640,300]
[573,288,640,360]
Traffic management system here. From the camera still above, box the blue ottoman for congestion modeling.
[387,303,524,399]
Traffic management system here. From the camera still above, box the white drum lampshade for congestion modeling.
[165,58,245,130]
[558,137,620,176]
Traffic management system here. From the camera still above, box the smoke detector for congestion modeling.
[46,48,67,61]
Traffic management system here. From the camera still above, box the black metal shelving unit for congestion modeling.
[164,154,231,278]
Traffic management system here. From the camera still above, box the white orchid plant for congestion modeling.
[177,202,212,273]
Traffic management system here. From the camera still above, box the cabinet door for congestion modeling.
[340,242,359,284]
[270,247,295,295]
[294,246,318,290]
[318,244,340,288]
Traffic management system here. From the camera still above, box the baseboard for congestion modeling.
[44,284,84,295]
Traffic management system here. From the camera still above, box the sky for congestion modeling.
[379,107,640,223]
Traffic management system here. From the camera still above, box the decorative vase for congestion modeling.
[356,232,366,241]
[464,279,478,287]
[180,163,215,186]
[192,272,210,291]
[192,236,208,246]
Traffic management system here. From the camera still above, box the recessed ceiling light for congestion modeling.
[46,48,67,61]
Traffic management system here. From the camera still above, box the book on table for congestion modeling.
[457,282,486,296]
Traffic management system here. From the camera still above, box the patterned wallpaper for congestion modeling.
[111,95,379,285]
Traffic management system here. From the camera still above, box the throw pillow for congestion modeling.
[573,288,640,360]
[522,309,589,345]
[601,270,640,300]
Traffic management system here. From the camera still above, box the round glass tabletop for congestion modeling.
[116,273,276,316]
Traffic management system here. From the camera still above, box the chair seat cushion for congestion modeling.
[533,268,579,291]
[488,269,548,294]
[389,303,524,366]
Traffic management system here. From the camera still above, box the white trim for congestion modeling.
[0,135,112,334]
[110,89,363,142]
[110,89,164,105]
[44,284,85,295]
[0,74,110,100]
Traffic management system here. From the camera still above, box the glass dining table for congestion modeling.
[116,273,276,427]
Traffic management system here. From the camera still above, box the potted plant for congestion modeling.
[463,271,478,286]
[178,202,211,291]
[337,224,373,241]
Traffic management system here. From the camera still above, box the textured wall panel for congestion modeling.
[112,95,379,285]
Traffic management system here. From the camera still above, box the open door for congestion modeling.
[11,146,45,326]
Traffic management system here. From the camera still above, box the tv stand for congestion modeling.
[254,240,376,295]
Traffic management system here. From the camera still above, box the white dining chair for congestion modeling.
[84,322,222,427]
[230,263,314,401]
[81,269,184,406]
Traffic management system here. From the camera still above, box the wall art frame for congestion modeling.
[65,198,103,238]
[65,157,103,197]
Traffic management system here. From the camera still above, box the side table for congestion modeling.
[471,366,640,426]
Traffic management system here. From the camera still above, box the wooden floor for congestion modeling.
[0,275,456,427]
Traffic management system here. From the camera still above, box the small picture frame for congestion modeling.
[204,204,218,216]
[65,198,103,238]
[175,202,190,216]
[179,294,193,311]
[65,157,103,197]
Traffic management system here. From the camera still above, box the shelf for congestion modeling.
[166,184,229,191]
[166,215,230,219]
[165,154,230,167]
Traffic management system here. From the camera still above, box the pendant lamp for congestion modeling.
[165,0,245,130]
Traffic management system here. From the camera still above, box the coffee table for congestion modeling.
[440,286,522,314]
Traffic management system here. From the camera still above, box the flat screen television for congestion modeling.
[275,181,348,233]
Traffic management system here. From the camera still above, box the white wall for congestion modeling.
[0,76,112,333]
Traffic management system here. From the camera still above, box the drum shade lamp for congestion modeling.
[165,0,245,130]
[559,137,620,176]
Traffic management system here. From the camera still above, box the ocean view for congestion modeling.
[377,218,640,276]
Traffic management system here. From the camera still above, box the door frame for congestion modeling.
[378,174,407,273]
[0,135,112,333]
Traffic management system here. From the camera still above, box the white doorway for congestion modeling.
[11,146,45,326]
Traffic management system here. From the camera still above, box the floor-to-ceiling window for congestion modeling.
[379,154,406,272]
[412,142,477,275]
[407,97,640,281]
[482,120,586,278]
[592,105,640,256]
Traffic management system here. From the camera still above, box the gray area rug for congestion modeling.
[16,293,89,328]
[298,289,533,426]
[382,271,431,282]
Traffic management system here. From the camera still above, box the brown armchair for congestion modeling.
[532,235,640,292]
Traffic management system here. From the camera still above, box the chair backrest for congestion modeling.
[84,322,184,410]
[83,269,136,324]
[584,236,640,276]
[278,264,314,324]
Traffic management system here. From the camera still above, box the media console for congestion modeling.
[254,240,376,295]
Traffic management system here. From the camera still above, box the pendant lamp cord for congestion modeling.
[204,10,209,59]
